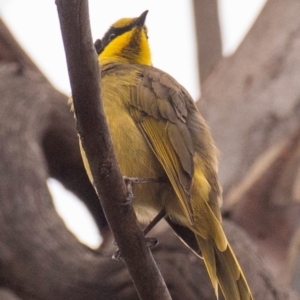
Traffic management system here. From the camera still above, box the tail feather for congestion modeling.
[200,236,253,300]
[214,243,246,300]
[236,272,253,300]
[196,236,219,297]
[165,217,253,299]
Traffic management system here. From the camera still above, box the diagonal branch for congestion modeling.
[0,18,43,74]
[55,1,171,299]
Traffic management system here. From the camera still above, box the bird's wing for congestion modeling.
[129,67,196,224]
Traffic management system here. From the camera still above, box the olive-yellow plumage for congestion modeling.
[79,11,253,300]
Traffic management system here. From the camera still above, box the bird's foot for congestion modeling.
[143,209,166,235]
[122,176,162,205]
[112,248,124,262]
[112,237,159,262]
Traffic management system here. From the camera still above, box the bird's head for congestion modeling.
[97,10,151,66]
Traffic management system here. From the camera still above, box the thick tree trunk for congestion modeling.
[0,63,109,300]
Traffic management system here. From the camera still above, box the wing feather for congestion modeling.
[130,107,193,223]
[128,68,197,224]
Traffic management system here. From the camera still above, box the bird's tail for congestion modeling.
[196,234,253,300]
[166,216,253,300]
[165,155,253,299]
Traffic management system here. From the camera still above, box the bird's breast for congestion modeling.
[101,78,171,221]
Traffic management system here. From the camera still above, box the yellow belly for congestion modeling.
[103,90,177,223]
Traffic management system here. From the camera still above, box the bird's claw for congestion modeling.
[112,249,125,262]
[112,237,159,262]
[120,176,161,206]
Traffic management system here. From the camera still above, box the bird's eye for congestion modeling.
[109,33,116,41]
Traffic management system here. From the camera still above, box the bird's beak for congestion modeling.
[134,10,148,27]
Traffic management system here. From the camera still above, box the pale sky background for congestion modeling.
[0,0,267,248]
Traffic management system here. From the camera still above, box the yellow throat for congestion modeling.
[98,11,151,66]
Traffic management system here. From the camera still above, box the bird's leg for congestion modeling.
[114,176,166,261]
[143,209,166,236]
[113,209,166,262]
[142,209,166,248]
[122,176,162,204]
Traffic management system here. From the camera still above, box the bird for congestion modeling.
[80,10,253,300]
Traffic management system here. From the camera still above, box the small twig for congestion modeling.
[55,1,171,299]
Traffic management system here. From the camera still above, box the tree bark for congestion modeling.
[0,63,109,300]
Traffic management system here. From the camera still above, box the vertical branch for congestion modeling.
[55,1,171,299]
[192,0,222,84]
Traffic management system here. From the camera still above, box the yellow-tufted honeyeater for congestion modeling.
[77,11,253,300]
